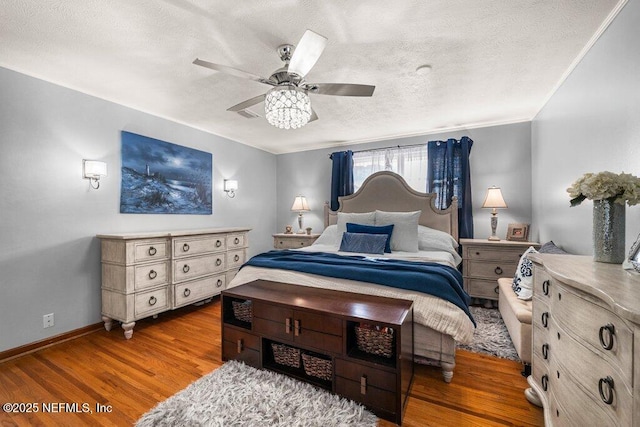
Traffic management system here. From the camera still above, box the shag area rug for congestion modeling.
[136,360,378,427]
[457,306,520,361]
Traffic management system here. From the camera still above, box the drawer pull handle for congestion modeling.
[182,264,190,273]
[285,318,292,334]
[494,266,503,275]
[598,376,614,405]
[234,254,240,262]
[542,280,550,295]
[599,324,615,350]
[494,285,499,294]
[148,296,157,306]
[234,237,240,245]
[183,288,191,297]
[148,270,157,280]
[216,240,222,248]
[360,375,367,395]
[148,246,157,256]
[542,343,549,360]
[216,258,222,266]
[541,374,548,391]
[541,312,549,328]
[216,279,223,288]
[237,339,243,353]
[182,243,190,252]
[294,319,301,336]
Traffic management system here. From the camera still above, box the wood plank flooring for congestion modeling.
[0,298,543,426]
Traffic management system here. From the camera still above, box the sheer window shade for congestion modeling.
[353,145,428,192]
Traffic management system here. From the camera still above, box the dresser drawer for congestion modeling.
[227,233,247,249]
[464,278,500,299]
[174,274,225,307]
[173,235,226,258]
[464,246,526,262]
[532,323,551,366]
[466,260,518,279]
[101,238,170,264]
[134,287,170,317]
[133,240,170,263]
[335,376,396,414]
[134,261,170,291]
[227,249,246,270]
[222,339,260,366]
[335,358,396,392]
[532,267,553,303]
[531,353,550,399]
[173,253,226,283]
[531,296,550,332]
[551,283,633,381]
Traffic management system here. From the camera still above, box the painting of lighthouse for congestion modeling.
[120,131,212,214]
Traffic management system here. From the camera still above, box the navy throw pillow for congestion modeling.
[339,232,388,255]
[346,223,394,253]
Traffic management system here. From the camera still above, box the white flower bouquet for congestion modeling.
[567,171,640,207]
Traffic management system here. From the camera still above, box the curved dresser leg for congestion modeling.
[121,322,135,340]
[525,387,543,407]
[441,361,455,383]
[101,316,113,332]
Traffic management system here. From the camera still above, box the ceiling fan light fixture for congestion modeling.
[264,86,311,129]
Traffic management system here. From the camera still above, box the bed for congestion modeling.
[227,171,475,382]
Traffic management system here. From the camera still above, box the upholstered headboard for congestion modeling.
[324,171,459,241]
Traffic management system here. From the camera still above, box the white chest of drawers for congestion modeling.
[98,228,250,339]
[526,254,640,426]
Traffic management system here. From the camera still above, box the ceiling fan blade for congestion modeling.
[309,108,318,122]
[193,58,275,86]
[305,83,375,97]
[287,30,328,78]
[227,94,266,112]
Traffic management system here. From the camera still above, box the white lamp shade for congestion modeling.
[224,180,238,192]
[291,196,310,212]
[482,186,507,209]
[83,160,107,178]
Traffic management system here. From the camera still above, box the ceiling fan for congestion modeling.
[193,29,375,129]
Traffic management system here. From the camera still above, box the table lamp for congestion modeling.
[482,186,507,241]
[291,196,310,234]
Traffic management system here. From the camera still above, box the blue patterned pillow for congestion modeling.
[346,223,394,253]
[339,232,388,255]
[512,246,538,300]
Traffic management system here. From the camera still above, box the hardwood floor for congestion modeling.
[0,298,543,426]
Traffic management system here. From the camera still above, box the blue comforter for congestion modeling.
[243,250,475,325]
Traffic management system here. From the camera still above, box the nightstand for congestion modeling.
[460,238,539,301]
[273,233,320,249]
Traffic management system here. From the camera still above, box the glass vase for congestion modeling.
[593,199,625,263]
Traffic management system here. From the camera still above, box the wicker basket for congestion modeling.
[271,343,300,368]
[231,300,252,323]
[301,353,332,381]
[355,325,394,358]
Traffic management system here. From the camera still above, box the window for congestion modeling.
[353,145,428,192]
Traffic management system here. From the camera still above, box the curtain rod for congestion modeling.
[328,142,427,158]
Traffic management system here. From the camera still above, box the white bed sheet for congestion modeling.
[227,247,475,344]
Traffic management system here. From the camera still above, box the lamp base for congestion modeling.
[488,236,500,241]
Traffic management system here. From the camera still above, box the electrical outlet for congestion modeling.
[43,313,54,328]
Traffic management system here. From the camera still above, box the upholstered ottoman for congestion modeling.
[497,278,532,364]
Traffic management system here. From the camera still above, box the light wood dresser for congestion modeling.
[460,238,538,301]
[526,253,640,426]
[98,227,250,339]
[272,233,320,249]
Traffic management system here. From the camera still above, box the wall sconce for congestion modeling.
[291,195,311,233]
[83,160,107,189]
[481,186,507,241]
[224,179,238,198]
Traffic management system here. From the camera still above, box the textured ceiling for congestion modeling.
[0,1,624,154]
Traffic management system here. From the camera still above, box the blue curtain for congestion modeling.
[426,137,474,238]
[330,150,354,211]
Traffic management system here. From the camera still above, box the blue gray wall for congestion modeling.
[532,0,640,254]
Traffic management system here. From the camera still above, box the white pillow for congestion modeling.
[418,225,459,252]
[513,246,538,300]
[374,210,421,252]
[313,225,339,246]
[336,212,376,244]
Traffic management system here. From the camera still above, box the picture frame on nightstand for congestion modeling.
[506,223,530,241]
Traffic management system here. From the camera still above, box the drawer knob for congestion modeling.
[234,237,240,245]
[183,288,191,297]
[542,343,549,360]
[542,280,550,295]
[216,240,222,247]
[182,264,190,273]
[541,374,548,391]
[598,376,614,405]
[148,246,157,256]
[148,270,157,280]
[599,324,615,350]
[475,251,480,256]
[148,296,157,306]
[541,312,549,328]
[216,279,223,288]
[234,254,240,262]
[216,258,222,266]
[182,243,190,252]
[494,266,503,275]
[360,375,367,395]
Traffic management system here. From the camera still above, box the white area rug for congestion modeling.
[457,306,520,361]
[136,360,378,427]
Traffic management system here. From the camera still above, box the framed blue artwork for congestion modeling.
[120,131,212,214]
